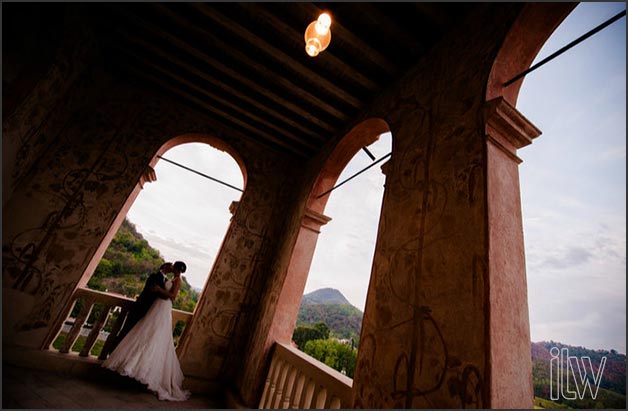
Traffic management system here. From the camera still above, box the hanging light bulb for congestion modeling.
[304,12,332,57]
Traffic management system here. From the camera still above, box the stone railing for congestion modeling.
[47,287,192,360]
[259,342,353,409]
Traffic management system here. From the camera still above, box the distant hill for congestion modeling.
[87,218,199,313]
[302,288,352,305]
[297,288,362,343]
[297,289,626,409]
[532,341,626,408]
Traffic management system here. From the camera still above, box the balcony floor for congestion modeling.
[3,364,226,409]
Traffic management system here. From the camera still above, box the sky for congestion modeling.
[123,2,625,353]
[516,2,626,353]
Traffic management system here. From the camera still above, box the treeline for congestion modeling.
[292,322,357,378]
[86,218,200,313]
[297,303,362,344]
[532,341,626,409]
[58,218,200,351]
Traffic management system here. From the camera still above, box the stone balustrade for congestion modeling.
[47,287,192,360]
[259,342,353,409]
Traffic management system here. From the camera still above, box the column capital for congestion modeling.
[380,159,392,176]
[229,201,239,216]
[302,208,332,233]
[138,165,157,188]
[484,97,541,163]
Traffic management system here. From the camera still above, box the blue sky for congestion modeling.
[517,2,626,353]
[124,3,625,353]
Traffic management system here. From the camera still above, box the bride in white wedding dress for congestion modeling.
[102,261,191,401]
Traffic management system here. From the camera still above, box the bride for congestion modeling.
[102,261,191,401]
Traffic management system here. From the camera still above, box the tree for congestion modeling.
[292,325,324,349]
[314,321,330,339]
[303,339,357,378]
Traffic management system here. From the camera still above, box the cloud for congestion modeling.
[124,143,243,290]
[540,246,593,270]
[530,293,626,353]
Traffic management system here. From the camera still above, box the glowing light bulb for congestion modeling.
[306,43,319,57]
[304,13,332,58]
[315,13,332,35]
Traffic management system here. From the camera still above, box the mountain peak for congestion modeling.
[302,288,351,306]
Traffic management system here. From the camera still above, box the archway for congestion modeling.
[267,119,390,349]
[44,135,246,358]
[483,2,580,407]
[514,3,626,407]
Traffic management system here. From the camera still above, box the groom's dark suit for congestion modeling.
[116,270,169,345]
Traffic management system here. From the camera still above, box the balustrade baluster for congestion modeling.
[314,388,327,409]
[328,396,341,409]
[98,308,128,360]
[265,360,284,408]
[273,361,290,408]
[290,373,306,409]
[301,379,315,409]
[258,343,353,409]
[259,357,278,408]
[80,304,111,357]
[60,297,94,353]
[282,366,298,409]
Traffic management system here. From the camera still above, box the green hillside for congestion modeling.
[297,289,362,343]
[531,341,626,409]
[295,289,626,409]
[87,218,199,313]
[302,288,352,305]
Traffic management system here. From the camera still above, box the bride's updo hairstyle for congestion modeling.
[174,261,187,273]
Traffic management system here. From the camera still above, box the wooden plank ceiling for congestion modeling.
[88,3,476,159]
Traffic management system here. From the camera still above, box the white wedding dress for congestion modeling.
[102,280,191,401]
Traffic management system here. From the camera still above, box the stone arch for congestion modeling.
[307,118,391,214]
[486,3,577,106]
[151,133,248,190]
[481,3,576,407]
[268,118,391,347]
[77,133,247,292]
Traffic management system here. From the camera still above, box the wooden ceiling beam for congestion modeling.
[243,3,380,92]
[413,3,452,29]
[118,30,326,143]
[113,44,319,151]
[112,6,341,132]
[355,4,425,54]
[151,4,350,124]
[118,63,312,158]
[190,3,363,109]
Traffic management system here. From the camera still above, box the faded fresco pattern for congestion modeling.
[3,47,301,394]
[349,4,523,408]
[4,3,545,408]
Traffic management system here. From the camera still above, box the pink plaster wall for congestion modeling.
[3,55,303,397]
[486,140,533,408]
[3,3,576,409]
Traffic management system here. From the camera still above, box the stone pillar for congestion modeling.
[484,97,539,408]
[266,208,331,345]
[352,85,539,409]
[76,166,157,290]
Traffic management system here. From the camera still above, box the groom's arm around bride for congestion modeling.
[113,262,174,348]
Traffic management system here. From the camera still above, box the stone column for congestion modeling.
[351,88,540,409]
[484,97,539,408]
[266,208,331,345]
[76,166,157,290]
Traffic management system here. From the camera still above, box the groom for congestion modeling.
[114,262,173,346]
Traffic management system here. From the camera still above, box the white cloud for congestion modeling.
[519,2,625,353]
[126,143,244,291]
